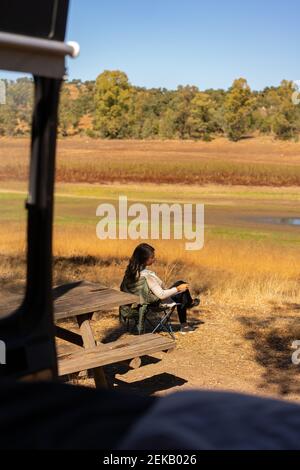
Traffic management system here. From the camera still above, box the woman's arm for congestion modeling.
[144,273,178,300]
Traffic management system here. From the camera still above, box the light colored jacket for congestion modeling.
[140,269,178,303]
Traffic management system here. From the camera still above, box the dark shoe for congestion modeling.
[188,298,200,309]
[180,325,195,334]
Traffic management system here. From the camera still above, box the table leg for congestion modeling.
[76,314,107,389]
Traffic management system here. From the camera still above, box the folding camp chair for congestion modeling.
[143,303,180,339]
[119,299,181,339]
[120,275,182,339]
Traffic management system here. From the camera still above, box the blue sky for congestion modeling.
[1,0,300,91]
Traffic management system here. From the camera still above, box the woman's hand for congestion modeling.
[176,283,189,292]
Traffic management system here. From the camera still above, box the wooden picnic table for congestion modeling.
[0,280,176,389]
[54,280,139,388]
[0,280,139,388]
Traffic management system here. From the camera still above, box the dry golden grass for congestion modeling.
[53,233,300,308]
[2,222,300,309]
[2,136,300,186]
[1,138,300,398]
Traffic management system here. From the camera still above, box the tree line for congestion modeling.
[0,71,300,141]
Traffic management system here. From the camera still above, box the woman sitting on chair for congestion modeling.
[120,243,200,334]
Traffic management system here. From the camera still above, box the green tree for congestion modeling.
[187,92,217,140]
[94,70,132,138]
[128,87,172,138]
[0,104,18,135]
[169,86,198,139]
[223,78,254,141]
[272,81,299,140]
[58,85,79,136]
[159,108,177,139]
[272,114,296,140]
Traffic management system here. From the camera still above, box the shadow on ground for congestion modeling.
[112,372,187,395]
[98,307,205,344]
[238,303,300,396]
[96,309,204,395]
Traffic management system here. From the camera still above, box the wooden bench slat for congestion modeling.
[56,332,167,356]
[58,334,175,376]
[60,333,172,360]
[56,342,81,357]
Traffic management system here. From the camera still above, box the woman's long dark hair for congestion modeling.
[125,243,155,282]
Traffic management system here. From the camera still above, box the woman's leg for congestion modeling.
[169,280,193,325]
[171,291,187,324]
[177,304,187,325]
[170,280,194,307]
[169,280,199,333]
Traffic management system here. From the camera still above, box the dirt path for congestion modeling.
[71,300,300,402]
[1,271,299,402]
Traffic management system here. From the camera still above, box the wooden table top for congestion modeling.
[0,280,139,321]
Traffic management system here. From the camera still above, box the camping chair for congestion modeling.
[143,302,179,339]
[119,277,180,339]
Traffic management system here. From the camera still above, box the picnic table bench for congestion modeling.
[0,280,176,388]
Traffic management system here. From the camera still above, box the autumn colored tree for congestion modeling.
[188,92,218,140]
[223,78,254,141]
[94,70,132,138]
